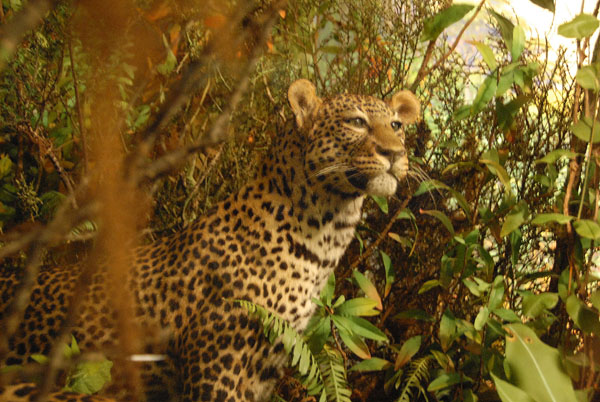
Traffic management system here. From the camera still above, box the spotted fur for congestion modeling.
[0,80,420,402]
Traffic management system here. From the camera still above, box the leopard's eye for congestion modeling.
[391,121,402,131]
[345,117,368,128]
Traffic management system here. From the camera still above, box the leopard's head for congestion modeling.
[288,79,420,198]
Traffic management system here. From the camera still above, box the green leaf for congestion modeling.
[321,273,335,306]
[427,372,465,392]
[497,96,529,132]
[480,154,513,198]
[491,373,536,402]
[535,149,578,164]
[576,64,600,91]
[501,202,529,237]
[349,357,391,372]
[421,4,475,42]
[420,209,455,235]
[573,219,600,240]
[395,336,422,368]
[497,70,516,97]
[490,10,515,50]
[380,250,395,298]
[531,213,574,225]
[336,298,379,317]
[352,270,382,310]
[511,25,526,61]
[488,275,505,310]
[335,326,371,359]
[571,117,600,144]
[156,35,177,75]
[418,279,440,294]
[529,0,555,12]
[474,306,489,330]
[494,308,521,323]
[471,75,497,114]
[439,310,457,351]
[65,359,113,395]
[566,295,600,334]
[306,316,331,354]
[30,354,49,364]
[504,323,578,402]
[370,194,388,214]
[558,14,600,39]
[521,292,558,318]
[470,41,497,70]
[336,315,387,342]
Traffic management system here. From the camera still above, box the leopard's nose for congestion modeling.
[375,144,406,165]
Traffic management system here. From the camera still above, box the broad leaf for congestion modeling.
[349,357,391,372]
[521,292,558,318]
[504,324,578,402]
[336,298,379,317]
[395,335,422,368]
[420,209,455,235]
[491,372,536,402]
[345,316,387,342]
[321,273,335,306]
[380,250,395,298]
[576,64,600,91]
[511,25,526,61]
[501,202,529,237]
[336,326,371,359]
[566,295,600,334]
[490,10,515,49]
[571,117,600,144]
[535,149,578,164]
[471,75,497,114]
[353,270,382,310]
[488,275,505,310]
[427,372,465,392]
[531,213,574,225]
[439,310,457,351]
[418,279,440,294]
[493,308,521,323]
[558,14,600,39]
[470,41,497,70]
[480,152,513,198]
[65,359,113,395]
[421,4,475,42]
[573,219,600,240]
[474,306,489,330]
[370,194,388,214]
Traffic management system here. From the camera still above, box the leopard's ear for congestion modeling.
[288,79,321,128]
[389,90,420,124]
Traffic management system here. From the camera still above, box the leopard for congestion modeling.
[0,79,420,402]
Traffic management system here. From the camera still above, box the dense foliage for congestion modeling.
[0,0,599,400]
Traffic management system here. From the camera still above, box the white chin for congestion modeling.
[366,174,397,197]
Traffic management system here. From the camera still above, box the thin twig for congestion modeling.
[343,197,412,279]
[410,0,486,93]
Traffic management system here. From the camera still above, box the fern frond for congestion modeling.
[235,299,324,396]
[396,355,433,402]
[317,345,352,402]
